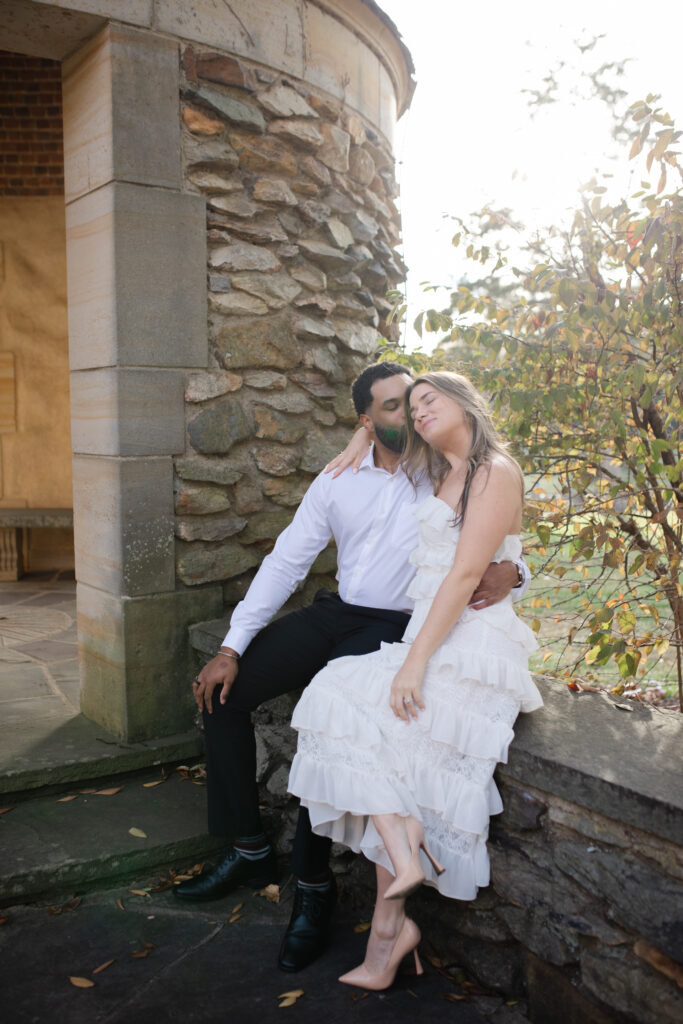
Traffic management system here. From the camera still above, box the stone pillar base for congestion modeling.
[78,583,223,742]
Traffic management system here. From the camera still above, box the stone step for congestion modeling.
[0,710,204,796]
[0,765,224,906]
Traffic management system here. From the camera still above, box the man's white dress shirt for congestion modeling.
[222,447,530,655]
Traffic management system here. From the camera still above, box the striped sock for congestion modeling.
[234,834,271,861]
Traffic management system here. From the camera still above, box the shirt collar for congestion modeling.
[360,443,405,477]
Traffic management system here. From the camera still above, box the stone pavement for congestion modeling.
[0,874,530,1024]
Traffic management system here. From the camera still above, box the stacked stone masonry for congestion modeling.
[176,46,406,596]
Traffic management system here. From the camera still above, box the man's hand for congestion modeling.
[468,561,518,610]
[193,651,239,714]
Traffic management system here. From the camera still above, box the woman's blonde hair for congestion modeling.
[402,371,523,524]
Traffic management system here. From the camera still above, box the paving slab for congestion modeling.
[0,880,524,1024]
[0,770,224,905]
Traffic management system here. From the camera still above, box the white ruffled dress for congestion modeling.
[288,495,543,900]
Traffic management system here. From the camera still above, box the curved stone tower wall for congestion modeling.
[175,41,407,598]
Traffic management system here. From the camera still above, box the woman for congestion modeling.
[287,372,543,990]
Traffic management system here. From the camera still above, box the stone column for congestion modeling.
[63,23,222,741]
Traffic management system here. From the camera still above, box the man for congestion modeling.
[177,362,529,972]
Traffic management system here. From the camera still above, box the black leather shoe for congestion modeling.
[278,877,338,972]
[173,846,277,902]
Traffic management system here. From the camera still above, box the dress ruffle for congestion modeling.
[287,493,543,901]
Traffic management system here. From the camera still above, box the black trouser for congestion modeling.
[202,589,410,878]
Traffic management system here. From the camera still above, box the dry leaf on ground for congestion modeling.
[353,921,371,933]
[92,959,114,975]
[0,915,10,926]
[128,827,147,839]
[143,780,164,788]
[350,991,369,1003]
[130,949,149,959]
[96,787,122,796]
[79,788,98,795]
[441,992,469,1002]
[69,976,95,988]
[278,989,304,1007]
[231,902,244,914]
[0,807,14,815]
[57,795,78,803]
[140,941,155,949]
[229,913,243,923]
[116,898,125,911]
[128,889,151,898]
[258,883,280,903]
[613,702,635,712]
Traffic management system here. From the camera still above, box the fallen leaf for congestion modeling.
[79,788,98,794]
[0,807,14,815]
[96,787,122,796]
[229,913,243,924]
[48,906,62,915]
[128,890,151,898]
[350,991,369,1003]
[69,976,95,988]
[0,915,10,925]
[143,780,164,788]
[92,959,114,975]
[258,883,280,903]
[231,902,244,914]
[278,989,304,999]
[278,997,297,1007]
[130,949,149,959]
[613,702,635,712]
[353,921,371,933]
[567,682,580,692]
[116,898,125,911]
[128,827,147,839]
[173,875,193,883]
[140,940,155,949]
[441,992,469,1002]
[62,897,81,913]
[58,795,78,803]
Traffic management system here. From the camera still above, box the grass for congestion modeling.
[517,541,680,707]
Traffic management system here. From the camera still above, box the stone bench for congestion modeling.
[0,508,73,580]
[189,612,683,1024]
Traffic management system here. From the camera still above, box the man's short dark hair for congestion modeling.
[351,362,414,417]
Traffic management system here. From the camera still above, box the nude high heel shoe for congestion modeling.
[384,818,445,901]
[338,918,424,991]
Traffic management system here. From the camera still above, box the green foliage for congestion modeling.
[386,99,683,707]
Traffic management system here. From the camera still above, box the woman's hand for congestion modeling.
[389,661,426,721]
[324,427,372,477]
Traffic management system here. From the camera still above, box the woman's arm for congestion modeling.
[323,426,372,477]
[391,459,522,720]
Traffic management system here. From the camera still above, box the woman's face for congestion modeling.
[409,382,469,451]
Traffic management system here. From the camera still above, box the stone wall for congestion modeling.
[192,620,683,1024]
[175,45,405,600]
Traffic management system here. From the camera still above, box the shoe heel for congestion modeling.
[413,949,424,976]
[420,842,445,876]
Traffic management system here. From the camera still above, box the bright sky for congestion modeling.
[378,0,682,349]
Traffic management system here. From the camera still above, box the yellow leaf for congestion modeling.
[279,997,298,1007]
[96,788,122,796]
[278,990,304,999]
[58,795,78,803]
[143,780,164,788]
[128,889,151,898]
[128,827,147,839]
[69,977,95,988]
[92,959,114,975]
[116,898,125,911]
[231,902,244,914]
[258,884,280,903]
[542,652,553,663]
[229,913,243,923]
[353,921,372,933]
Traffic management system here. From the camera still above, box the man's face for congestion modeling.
[361,374,412,453]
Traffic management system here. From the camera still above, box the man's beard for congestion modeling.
[373,422,407,454]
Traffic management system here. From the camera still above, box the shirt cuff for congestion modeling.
[220,628,251,657]
[512,560,531,602]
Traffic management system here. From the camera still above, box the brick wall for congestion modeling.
[0,51,64,196]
